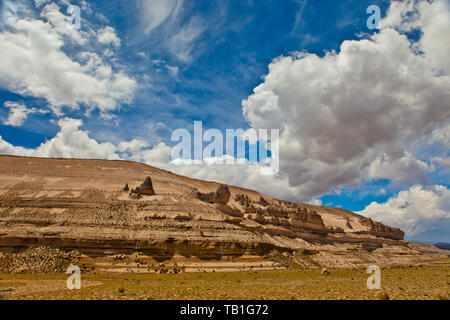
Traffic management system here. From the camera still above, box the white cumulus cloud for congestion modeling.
[368,152,430,185]
[97,26,121,47]
[242,0,450,200]
[0,2,136,116]
[358,185,450,242]
[2,101,47,127]
[0,118,119,159]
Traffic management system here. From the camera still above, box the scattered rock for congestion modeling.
[321,268,330,275]
[235,194,250,206]
[129,191,141,199]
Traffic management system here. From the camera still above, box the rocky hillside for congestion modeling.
[0,155,447,273]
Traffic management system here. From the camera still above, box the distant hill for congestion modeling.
[433,243,450,250]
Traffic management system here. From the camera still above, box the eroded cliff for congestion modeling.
[0,155,446,273]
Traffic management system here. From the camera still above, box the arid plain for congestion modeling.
[0,155,448,300]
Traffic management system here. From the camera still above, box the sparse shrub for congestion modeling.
[118,288,125,294]
[159,267,169,274]
[0,246,80,273]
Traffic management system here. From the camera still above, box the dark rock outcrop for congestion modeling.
[359,218,404,240]
[139,176,155,196]
[197,185,231,204]
[258,197,269,206]
[213,185,231,204]
[235,194,250,206]
[128,177,155,198]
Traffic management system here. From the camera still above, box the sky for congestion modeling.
[0,0,449,243]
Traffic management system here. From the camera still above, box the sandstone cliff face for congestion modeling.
[0,155,447,272]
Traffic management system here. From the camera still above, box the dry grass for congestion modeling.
[0,262,448,300]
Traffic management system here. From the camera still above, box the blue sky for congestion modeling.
[1,0,389,141]
[0,0,449,243]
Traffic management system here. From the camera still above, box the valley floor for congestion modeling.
[1,258,448,300]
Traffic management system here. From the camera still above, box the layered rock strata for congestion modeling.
[0,155,447,272]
